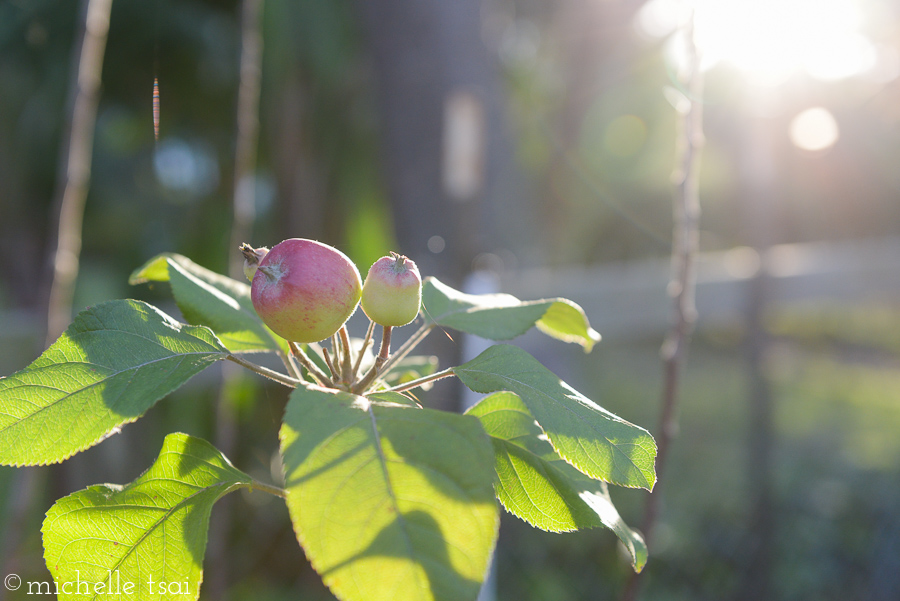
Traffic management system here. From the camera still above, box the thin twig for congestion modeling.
[226,354,301,388]
[383,368,455,393]
[621,16,703,601]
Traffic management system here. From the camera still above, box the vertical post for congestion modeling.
[735,104,778,601]
[460,270,501,601]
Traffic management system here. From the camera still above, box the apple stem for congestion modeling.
[339,326,353,385]
[226,354,301,388]
[287,341,334,387]
[350,325,393,394]
[322,347,339,380]
[330,333,345,381]
[351,320,376,380]
[378,325,393,362]
[278,350,303,381]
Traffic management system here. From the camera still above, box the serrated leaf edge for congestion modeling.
[41,434,251,600]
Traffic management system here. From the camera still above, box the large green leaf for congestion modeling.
[466,391,647,571]
[0,300,228,466]
[280,385,499,601]
[422,277,600,352]
[454,345,656,490]
[42,433,251,601]
[130,253,287,354]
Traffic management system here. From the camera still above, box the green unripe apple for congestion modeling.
[250,238,362,343]
[361,253,422,327]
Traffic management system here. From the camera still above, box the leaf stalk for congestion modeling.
[287,341,333,386]
[226,355,300,388]
[382,368,455,393]
[247,480,287,499]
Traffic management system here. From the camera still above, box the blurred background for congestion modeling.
[2,0,900,599]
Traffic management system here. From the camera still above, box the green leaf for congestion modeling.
[130,253,287,354]
[42,433,251,601]
[454,345,656,490]
[280,385,499,601]
[422,277,600,352]
[0,300,228,466]
[466,392,647,571]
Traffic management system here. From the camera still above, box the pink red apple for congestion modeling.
[361,253,422,327]
[250,239,362,343]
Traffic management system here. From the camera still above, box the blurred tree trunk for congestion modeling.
[354,0,525,413]
[546,0,644,262]
[354,0,525,283]
[270,71,332,243]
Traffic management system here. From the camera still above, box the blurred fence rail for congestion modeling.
[498,236,900,340]
[3,237,900,368]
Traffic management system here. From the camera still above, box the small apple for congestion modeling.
[361,253,422,327]
[239,243,269,282]
[249,238,362,343]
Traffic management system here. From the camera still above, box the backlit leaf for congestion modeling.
[0,300,227,466]
[280,384,499,601]
[42,433,251,601]
[454,345,656,490]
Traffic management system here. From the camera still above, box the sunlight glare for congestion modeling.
[637,0,877,84]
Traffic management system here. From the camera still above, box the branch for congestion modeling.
[45,0,113,344]
[621,17,704,601]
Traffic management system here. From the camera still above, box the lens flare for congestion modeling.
[789,107,839,151]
